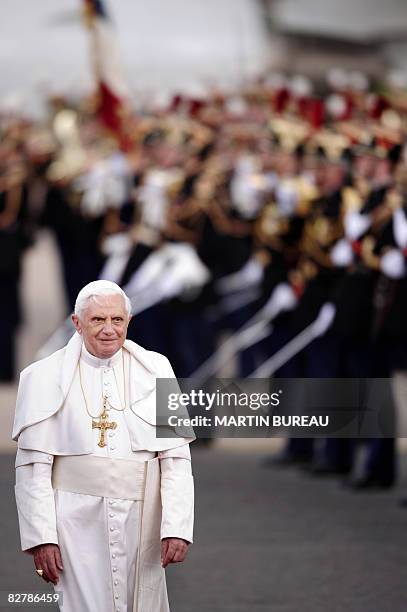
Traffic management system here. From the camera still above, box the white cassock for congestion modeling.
[13,333,194,612]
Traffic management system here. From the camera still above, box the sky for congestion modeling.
[0,0,270,115]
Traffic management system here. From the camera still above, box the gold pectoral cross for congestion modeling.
[92,402,117,448]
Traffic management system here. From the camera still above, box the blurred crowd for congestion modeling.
[2,71,407,491]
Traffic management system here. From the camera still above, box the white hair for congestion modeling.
[74,280,132,318]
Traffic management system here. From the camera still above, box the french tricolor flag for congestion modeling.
[83,0,130,135]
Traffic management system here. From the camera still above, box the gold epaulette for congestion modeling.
[255,203,288,246]
[269,117,310,152]
[294,177,320,215]
[341,186,363,214]
[314,130,349,161]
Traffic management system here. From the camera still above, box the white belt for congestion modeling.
[52,455,146,500]
[53,455,168,611]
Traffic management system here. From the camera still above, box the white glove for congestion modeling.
[313,303,336,337]
[262,283,298,319]
[344,212,371,240]
[216,258,264,294]
[101,232,132,256]
[393,208,407,249]
[380,249,406,279]
[330,239,354,267]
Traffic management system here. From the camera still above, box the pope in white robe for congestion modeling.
[12,280,195,612]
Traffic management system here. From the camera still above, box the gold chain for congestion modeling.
[106,351,127,412]
[78,350,127,418]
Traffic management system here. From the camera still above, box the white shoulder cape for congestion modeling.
[12,332,194,454]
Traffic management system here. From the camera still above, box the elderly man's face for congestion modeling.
[72,294,131,359]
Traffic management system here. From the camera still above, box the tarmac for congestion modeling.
[1,447,407,611]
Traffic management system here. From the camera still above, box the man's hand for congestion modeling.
[31,544,64,585]
[161,538,189,568]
